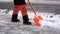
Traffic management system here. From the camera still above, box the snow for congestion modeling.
[0,9,60,28]
[0,9,60,34]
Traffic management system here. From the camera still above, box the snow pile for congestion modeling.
[40,20,60,29]
[0,9,60,29]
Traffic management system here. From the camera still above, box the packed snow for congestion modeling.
[0,9,60,34]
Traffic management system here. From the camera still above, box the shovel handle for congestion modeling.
[28,0,37,16]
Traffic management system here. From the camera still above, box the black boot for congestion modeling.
[11,14,20,22]
[23,16,31,25]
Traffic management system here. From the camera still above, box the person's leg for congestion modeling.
[11,5,20,22]
[20,4,31,25]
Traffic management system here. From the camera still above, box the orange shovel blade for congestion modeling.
[38,16,43,20]
[34,16,41,26]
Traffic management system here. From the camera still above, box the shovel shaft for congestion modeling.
[28,0,37,16]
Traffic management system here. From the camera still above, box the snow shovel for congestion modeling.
[28,0,43,26]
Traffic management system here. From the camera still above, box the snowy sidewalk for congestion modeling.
[0,11,60,34]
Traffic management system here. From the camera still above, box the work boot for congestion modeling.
[11,14,20,22]
[23,16,31,25]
